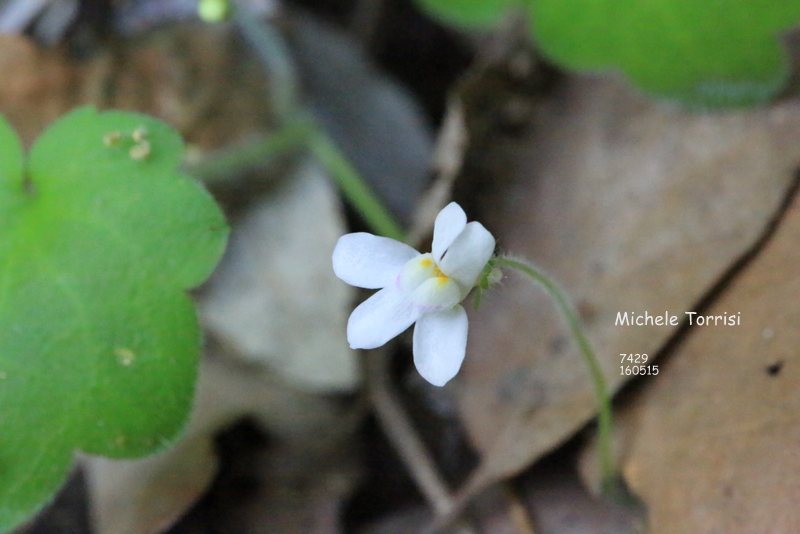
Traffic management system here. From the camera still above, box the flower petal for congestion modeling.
[438,221,495,292]
[347,286,421,349]
[413,305,468,387]
[333,233,419,289]
[432,202,467,262]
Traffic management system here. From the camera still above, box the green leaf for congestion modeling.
[415,0,521,29]
[0,107,228,531]
[526,0,800,107]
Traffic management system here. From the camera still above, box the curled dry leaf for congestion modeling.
[453,72,800,495]
[599,188,800,533]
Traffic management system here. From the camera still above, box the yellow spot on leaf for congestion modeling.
[115,347,136,366]
[132,125,148,143]
[103,131,122,147]
[129,140,151,160]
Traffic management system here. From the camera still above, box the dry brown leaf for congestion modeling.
[0,35,78,144]
[452,72,800,495]
[101,23,277,150]
[602,189,800,533]
[0,24,276,147]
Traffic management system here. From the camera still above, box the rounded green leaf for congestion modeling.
[527,0,800,107]
[0,107,228,531]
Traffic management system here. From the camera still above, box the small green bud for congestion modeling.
[486,266,503,286]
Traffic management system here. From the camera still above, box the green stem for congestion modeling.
[492,257,615,487]
[183,120,312,184]
[211,2,406,241]
[309,131,405,242]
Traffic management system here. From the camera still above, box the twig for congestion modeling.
[502,483,536,534]
[365,349,453,515]
[365,349,481,534]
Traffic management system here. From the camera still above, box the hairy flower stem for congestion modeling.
[491,256,616,488]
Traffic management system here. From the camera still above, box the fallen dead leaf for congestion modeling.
[450,70,800,498]
[102,22,277,151]
[599,184,800,533]
[0,22,277,149]
[0,35,78,144]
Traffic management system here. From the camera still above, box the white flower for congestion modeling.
[332,202,496,386]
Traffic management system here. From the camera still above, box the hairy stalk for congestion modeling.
[491,256,615,487]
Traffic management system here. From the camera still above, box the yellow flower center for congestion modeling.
[399,254,461,311]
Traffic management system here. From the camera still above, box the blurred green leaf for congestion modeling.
[0,107,228,531]
[415,0,800,107]
[527,0,800,107]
